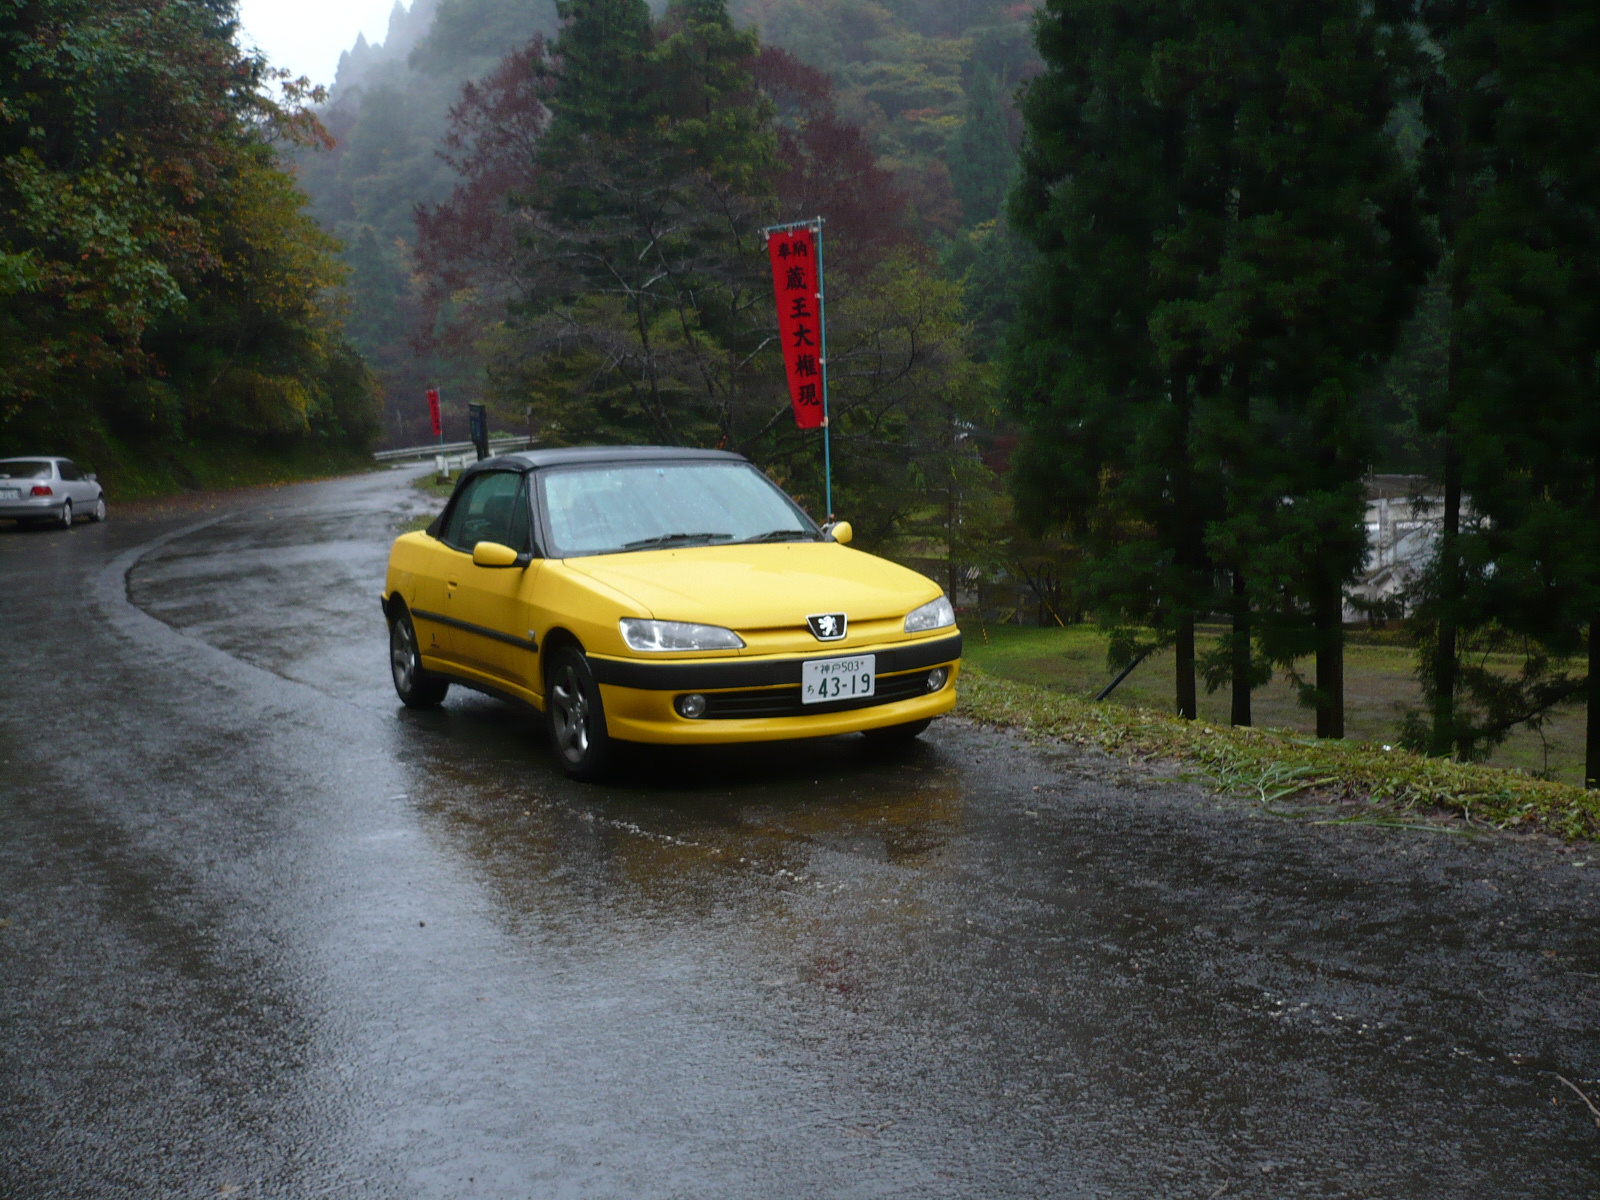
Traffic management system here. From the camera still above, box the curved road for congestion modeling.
[2,468,1597,1197]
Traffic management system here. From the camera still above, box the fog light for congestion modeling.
[676,693,708,719]
[926,666,949,693]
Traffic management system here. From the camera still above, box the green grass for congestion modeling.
[955,665,1600,842]
[413,469,459,501]
[963,623,1590,788]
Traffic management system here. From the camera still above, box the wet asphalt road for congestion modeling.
[2,469,1599,1199]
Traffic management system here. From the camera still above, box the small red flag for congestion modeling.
[426,388,442,438]
[767,228,824,430]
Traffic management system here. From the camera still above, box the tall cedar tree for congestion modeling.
[1008,0,1220,719]
[1408,0,1497,757]
[1010,0,1429,730]
[416,20,994,548]
[1197,1,1432,737]
[1451,2,1600,783]
[513,0,775,444]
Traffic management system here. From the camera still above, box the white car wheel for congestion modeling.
[58,499,72,528]
[90,496,106,522]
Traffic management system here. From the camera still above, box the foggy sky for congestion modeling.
[236,0,403,86]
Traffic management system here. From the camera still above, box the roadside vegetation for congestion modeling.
[965,624,1592,787]
[956,667,1600,843]
[0,0,381,496]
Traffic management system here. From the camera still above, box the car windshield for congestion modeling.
[540,461,817,557]
[0,461,52,479]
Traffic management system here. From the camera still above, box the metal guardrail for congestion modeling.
[372,436,533,463]
[431,451,477,478]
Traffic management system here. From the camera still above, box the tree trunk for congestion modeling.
[1231,569,1251,726]
[1431,265,1466,757]
[1175,613,1197,720]
[1315,579,1344,739]
[1431,437,1462,756]
[1589,619,1600,789]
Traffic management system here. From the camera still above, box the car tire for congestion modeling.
[89,495,106,522]
[545,646,613,781]
[389,606,449,709]
[862,717,932,745]
[58,499,72,529]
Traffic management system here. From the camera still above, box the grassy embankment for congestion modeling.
[960,624,1600,840]
[9,432,379,502]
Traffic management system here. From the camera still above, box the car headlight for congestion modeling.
[904,595,956,633]
[619,618,745,652]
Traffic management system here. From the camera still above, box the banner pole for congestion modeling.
[814,217,832,520]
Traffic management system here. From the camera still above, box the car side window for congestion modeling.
[441,471,525,552]
[58,461,79,481]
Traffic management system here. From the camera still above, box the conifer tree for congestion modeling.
[545,0,652,145]
[1410,0,1497,757]
[1008,0,1221,719]
[948,65,1013,228]
[1200,1,1431,738]
[1450,1,1600,783]
[1009,0,1430,731]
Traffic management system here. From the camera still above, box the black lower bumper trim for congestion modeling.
[587,632,961,691]
[699,669,939,718]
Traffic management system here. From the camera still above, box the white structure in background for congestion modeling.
[1345,475,1467,621]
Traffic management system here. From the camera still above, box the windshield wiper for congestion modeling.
[737,529,818,544]
[622,531,734,549]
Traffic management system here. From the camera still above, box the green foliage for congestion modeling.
[946,64,1011,226]
[940,217,1033,363]
[1007,0,1432,729]
[741,0,1034,238]
[413,0,1000,561]
[0,0,379,462]
[1395,2,1600,782]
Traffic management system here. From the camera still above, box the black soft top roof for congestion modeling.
[463,444,747,477]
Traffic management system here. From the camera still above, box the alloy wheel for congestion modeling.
[59,500,72,528]
[550,665,590,762]
[391,617,417,694]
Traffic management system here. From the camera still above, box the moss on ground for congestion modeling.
[956,666,1600,842]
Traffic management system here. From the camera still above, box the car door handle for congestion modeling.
[447,579,459,589]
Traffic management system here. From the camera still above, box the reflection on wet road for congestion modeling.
[2,470,1598,1197]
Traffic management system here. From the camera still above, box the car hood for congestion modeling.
[563,542,940,627]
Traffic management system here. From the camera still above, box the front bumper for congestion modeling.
[590,632,961,744]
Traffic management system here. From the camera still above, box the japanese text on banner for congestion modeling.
[766,228,824,430]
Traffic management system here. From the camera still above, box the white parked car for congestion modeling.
[0,457,106,528]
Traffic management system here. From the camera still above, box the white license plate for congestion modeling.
[802,654,875,704]
[0,489,17,500]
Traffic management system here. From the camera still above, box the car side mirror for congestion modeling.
[85,473,97,483]
[472,541,522,568]
[828,521,853,545]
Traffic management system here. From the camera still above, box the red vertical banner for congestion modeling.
[767,227,824,429]
[426,388,442,438]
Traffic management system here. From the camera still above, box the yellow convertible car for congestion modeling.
[382,446,961,778]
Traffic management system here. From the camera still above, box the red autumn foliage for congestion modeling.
[752,47,916,269]
[412,40,551,354]
[413,41,913,357]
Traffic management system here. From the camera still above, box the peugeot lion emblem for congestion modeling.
[807,612,848,641]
